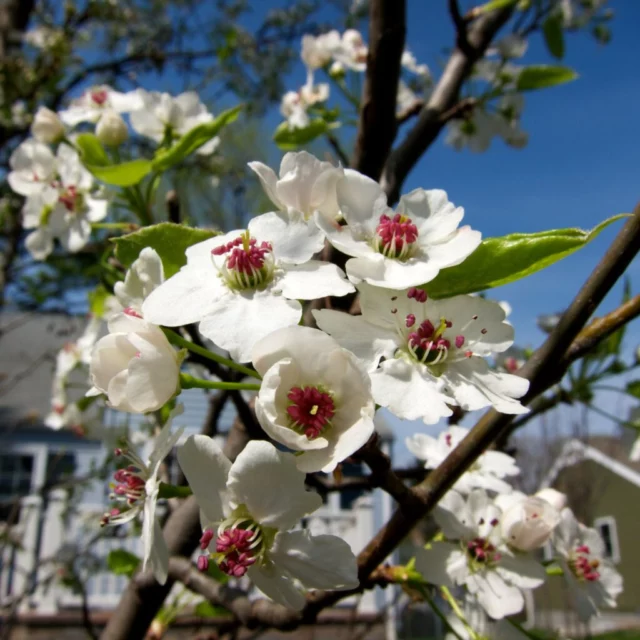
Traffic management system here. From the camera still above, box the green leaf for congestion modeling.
[542,15,565,59]
[107,549,140,577]
[626,381,640,399]
[86,159,153,187]
[112,222,219,278]
[88,285,110,317]
[158,482,192,499]
[478,0,518,13]
[75,134,108,167]
[273,119,328,151]
[152,105,242,172]
[206,561,230,585]
[424,214,628,299]
[516,65,578,91]
[194,601,232,618]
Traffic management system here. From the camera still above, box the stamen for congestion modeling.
[287,386,335,439]
[373,213,419,260]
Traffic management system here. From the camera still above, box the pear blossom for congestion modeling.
[59,85,143,125]
[415,490,546,619]
[142,212,354,363]
[332,29,368,71]
[177,437,359,610]
[550,508,623,620]
[446,108,503,153]
[488,35,528,59]
[130,90,219,155]
[316,171,480,289]
[22,144,109,259]
[406,426,519,494]
[280,83,330,130]
[96,110,129,146]
[495,491,562,552]
[401,50,431,79]
[101,406,185,585]
[496,94,528,149]
[315,284,529,424]
[7,138,57,198]
[114,247,165,314]
[31,107,65,144]
[88,309,181,413]
[301,31,341,71]
[535,488,567,512]
[248,151,343,224]
[252,325,375,473]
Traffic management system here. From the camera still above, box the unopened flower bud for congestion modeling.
[31,107,65,144]
[500,496,561,552]
[535,488,567,512]
[96,110,128,147]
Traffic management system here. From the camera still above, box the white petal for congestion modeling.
[312,309,397,371]
[496,554,546,589]
[336,169,389,229]
[467,571,524,619]
[25,228,53,260]
[227,441,322,530]
[414,542,459,588]
[177,435,230,527]
[435,490,475,539]
[279,261,354,299]
[145,517,169,585]
[248,161,284,210]
[422,226,482,269]
[270,530,359,590]
[370,359,452,424]
[248,564,306,611]
[346,254,440,289]
[315,213,376,259]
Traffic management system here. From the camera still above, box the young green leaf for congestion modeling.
[477,0,518,13]
[542,15,565,59]
[112,222,219,278]
[88,285,111,317]
[194,601,232,617]
[152,105,242,173]
[107,549,141,577]
[75,134,109,167]
[86,159,153,187]
[423,214,628,299]
[626,380,640,399]
[517,65,578,91]
[273,119,329,151]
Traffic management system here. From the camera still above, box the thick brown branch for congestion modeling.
[351,0,406,179]
[381,7,513,203]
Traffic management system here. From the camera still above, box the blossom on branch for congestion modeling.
[59,85,143,126]
[177,437,359,610]
[114,247,165,315]
[315,285,529,424]
[142,212,354,362]
[316,171,480,289]
[252,325,375,473]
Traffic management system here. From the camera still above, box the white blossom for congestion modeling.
[280,84,329,130]
[316,285,528,424]
[406,426,519,493]
[332,29,368,71]
[252,325,375,473]
[488,35,528,59]
[316,171,480,289]
[177,437,359,610]
[96,110,129,146]
[31,107,65,144]
[248,151,343,224]
[495,491,561,552]
[446,109,503,153]
[535,488,567,512]
[550,508,623,620]
[114,247,165,314]
[401,50,431,79]
[130,90,219,155]
[60,85,143,126]
[301,31,341,70]
[142,212,354,363]
[415,490,546,619]
[88,309,181,413]
[7,138,57,198]
[101,406,185,585]
[23,27,63,50]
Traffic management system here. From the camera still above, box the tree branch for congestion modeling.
[351,0,406,179]
[380,6,513,203]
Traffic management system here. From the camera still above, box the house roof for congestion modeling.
[541,437,640,490]
[0,312,88,433]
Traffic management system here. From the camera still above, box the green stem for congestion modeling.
[92,222,139,231]
[506,618,542,640]
[179,373,261,392]
[441,586,480,640]
[592,384,639,401]
[164,328,261,380]
[416,585,465,640]
[586,402,636,428]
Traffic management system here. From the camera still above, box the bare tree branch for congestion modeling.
[351,0,406,179]
[380,7,513,203]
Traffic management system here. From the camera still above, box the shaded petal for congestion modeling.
[248,564,306,611]
[414,542,459,588]
[248,161,284,210]
[336,169,389,229]
[279,261,354,300]
[346,254,440,289]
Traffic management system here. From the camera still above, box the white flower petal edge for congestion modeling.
[176,437,359,610]
[114,247,165,314]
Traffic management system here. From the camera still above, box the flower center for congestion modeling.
[373,213,419,260]
[100,446,148,527]
[58,186,84,213]
[569,545,601,583]
[466,536,502,567]
[211,231,275,291]
[287,386,335,439]
[197,510,269,577]
[91,89,109,105]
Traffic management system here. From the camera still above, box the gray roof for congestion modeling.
[0,312,87,431]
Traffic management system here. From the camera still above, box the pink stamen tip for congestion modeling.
[200,528,214,550]
[197,555,209,572]
[405,314,416,328]
[287,386,335,439]
[123,307,142,318]
[445,434,452,447]
[455,335,465,348]
[114,448,123,456]
[481,328,487,335]
[464,350,473,358]
[91,89,108,105]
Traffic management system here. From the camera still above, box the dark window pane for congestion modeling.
[599,523,613,558]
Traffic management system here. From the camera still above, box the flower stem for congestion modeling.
[179,373,261,392]
[416,585,465,640]
[441,586,480,640]
[163,328,261,380]
[92,222,140,232]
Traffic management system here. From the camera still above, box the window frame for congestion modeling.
[593,515,621,564]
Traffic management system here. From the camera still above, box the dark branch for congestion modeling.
[448,0,474,57]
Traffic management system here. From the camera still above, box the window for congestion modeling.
[339,461,364,510]
[0,454,34,522]
[45,452,76,488]
[593,516,620,563]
